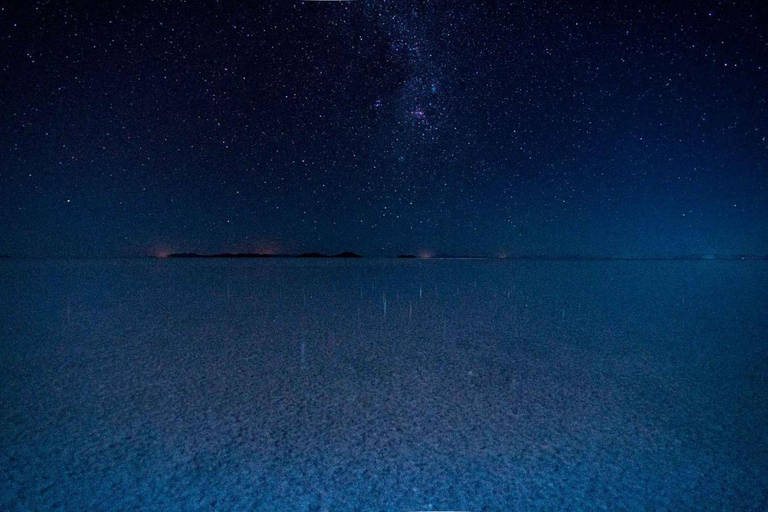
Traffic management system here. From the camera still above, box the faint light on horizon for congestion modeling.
[151,246,173,259]
[253,241,283,255]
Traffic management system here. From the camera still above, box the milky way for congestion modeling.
[0,1,766,257]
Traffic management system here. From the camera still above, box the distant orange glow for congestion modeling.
[256,245,281,255]
[150,245,173,258]
[418,250,434,259]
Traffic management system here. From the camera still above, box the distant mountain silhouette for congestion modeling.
[333,252,362,258]
[296,252,362,258]
[167,252,276,258]
[166,251,364,259]
[160,252,768,261]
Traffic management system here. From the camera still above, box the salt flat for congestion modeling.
[1,259,766,510]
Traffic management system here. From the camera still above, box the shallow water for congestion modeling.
[1,259,767,510]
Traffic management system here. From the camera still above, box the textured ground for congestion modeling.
[1,259,767,510]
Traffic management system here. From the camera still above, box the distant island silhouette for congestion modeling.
[333,252,362,258]
[0,252,766,261]
[160,252,768,261]
[168,251,363,259]
[297,252,361,258]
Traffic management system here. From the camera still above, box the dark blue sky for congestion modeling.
[1,1,766,257]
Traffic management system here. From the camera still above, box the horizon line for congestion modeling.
[2,253,767,261]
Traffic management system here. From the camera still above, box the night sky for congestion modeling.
[1,1,766,258]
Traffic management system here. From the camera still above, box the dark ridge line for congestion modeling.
[161,253,768,261]
[167,252,363,259]
[0,254,767,261]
